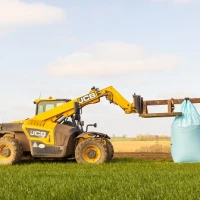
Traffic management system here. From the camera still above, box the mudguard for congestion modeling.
[76,131,110,140]
[0,131,15,135]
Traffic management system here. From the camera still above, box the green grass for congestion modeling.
[0,158,200,200]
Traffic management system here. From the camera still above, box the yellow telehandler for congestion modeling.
[0,86,200,165]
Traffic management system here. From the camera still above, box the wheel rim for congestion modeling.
[0,144,11,160]
[83,145,101,163]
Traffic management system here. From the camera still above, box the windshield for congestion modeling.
[36,100,66,115]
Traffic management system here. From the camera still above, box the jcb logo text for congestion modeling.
[78,93,96,104]
[30,131,47,138]
[26,128,49,138]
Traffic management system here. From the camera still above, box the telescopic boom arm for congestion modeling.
[31,86,200,124]
[32,86,137,123]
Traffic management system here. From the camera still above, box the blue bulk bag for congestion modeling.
[171,100,200,163]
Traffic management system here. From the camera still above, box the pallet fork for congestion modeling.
[133,94,200,118]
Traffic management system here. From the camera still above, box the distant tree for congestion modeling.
[122,134,126,138]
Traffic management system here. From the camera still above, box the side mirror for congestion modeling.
[74,102,80,115]
[86,123,97,132]
[93,123,97,128]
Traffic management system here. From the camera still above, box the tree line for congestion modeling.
[112,134,170,141]
[134,134,170,141]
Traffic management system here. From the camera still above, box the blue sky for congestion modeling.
[0,0,200,137]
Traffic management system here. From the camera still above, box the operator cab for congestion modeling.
[34,98,97,133]
[34,99,71,115]
[34,98,76,125]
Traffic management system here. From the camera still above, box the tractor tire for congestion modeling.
[0,137,23,165]
[105,139,114,161]
[75,138,108,164]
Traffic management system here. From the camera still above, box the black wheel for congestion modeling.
[75,138,108,164]
[105,139,114,161]
[0,137,23,165]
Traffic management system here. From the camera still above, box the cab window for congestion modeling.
[36,100,66,115]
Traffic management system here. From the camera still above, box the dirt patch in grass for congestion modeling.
[114,152,172,160]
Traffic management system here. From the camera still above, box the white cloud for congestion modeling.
[151,0,191,4]
[47,41,185,78]
[0,0,66,28]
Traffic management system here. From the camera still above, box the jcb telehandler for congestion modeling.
[1,86,200,165]
[0,86,136,165]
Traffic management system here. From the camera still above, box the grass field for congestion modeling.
[0,158,200,200]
